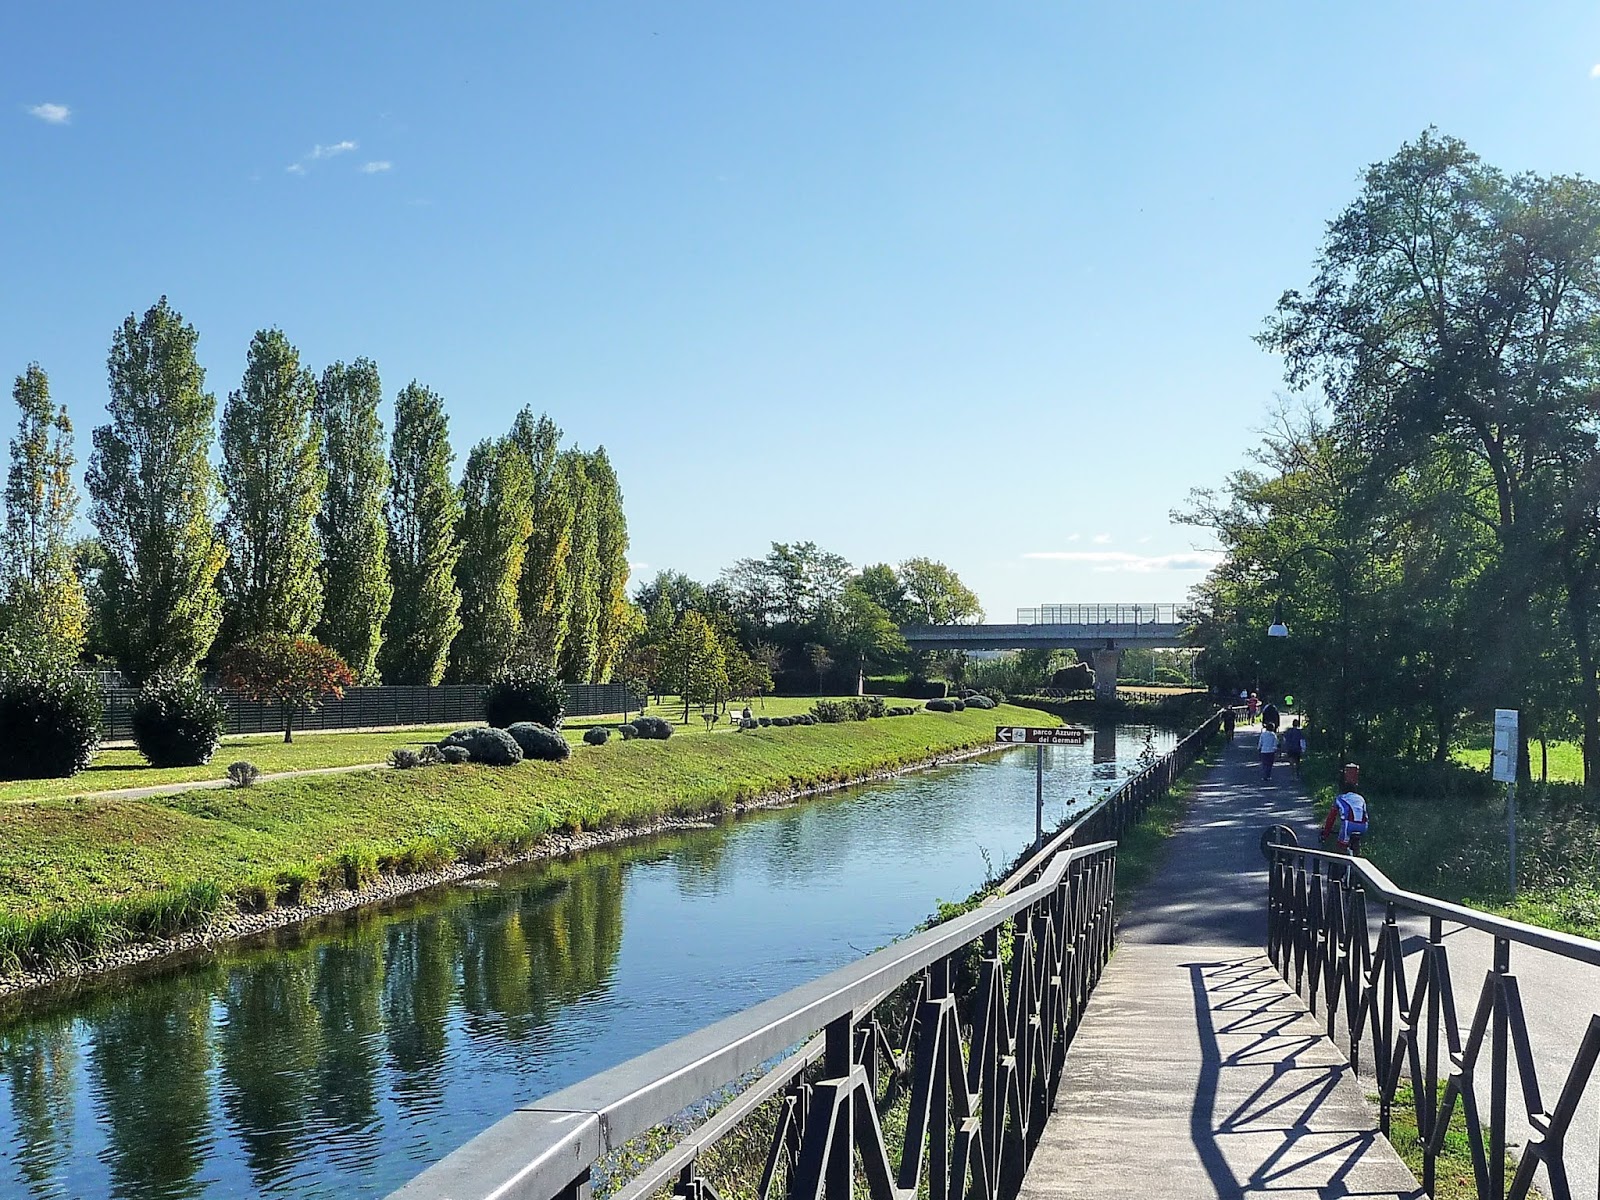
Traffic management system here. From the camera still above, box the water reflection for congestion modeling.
[0,725,1171,1200]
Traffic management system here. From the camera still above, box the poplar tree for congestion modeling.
[220,329,324,640]
[509,408,571,666]
[3,365,88,652]
[315,359,391,682]
[88,298,225,683]
[556,449,600,684]
[587,447,631,682]
[451,438,534,681]
[380,383,461,685]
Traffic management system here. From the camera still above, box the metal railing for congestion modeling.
[1015,604,1179,626]
[390,711,1224,1200]
[1268,845,1600,1200]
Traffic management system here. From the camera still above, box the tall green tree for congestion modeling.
[898,557,983,625]
[4,365,88,652]
[452,438,535,681]
[509,409,572,666]
[828,582,907,693]
[380,383,462,685]
[556,449,600,683]
[662,610,727,723]
[88,298,225,682]
[314,359,392,683]
[220,329,324,640]
[587,447,630,682]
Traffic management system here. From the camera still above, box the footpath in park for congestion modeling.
[1020,728,1423,1199]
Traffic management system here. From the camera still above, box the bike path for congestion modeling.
[1020,729,1422,1199]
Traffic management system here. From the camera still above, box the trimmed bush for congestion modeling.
[130,671,226,767]
[631,716,673,740]
[618,723,639,740]
[417,744,444,765]
[439,744,471,764]
[739,718,758,730]
[227,760,262,787]
[507,721,571,762]
[866,695,886,718]
[584,726,611,745]
[979,687,1007,705]
[390,748,421,769]
[0,655,102,780]
[482,666,567,729]
[926,698,956,713]
[758,717,771,727]
[965,695,996,710]
[951,698,967,711]
[439,726,524,766]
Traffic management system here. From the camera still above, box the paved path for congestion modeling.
[44,760,393,804]
[1021,730,1422,1199]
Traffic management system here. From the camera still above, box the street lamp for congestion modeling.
[1266,599,1288,639]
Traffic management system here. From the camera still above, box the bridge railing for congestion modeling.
[1015,603,1179,626]
[1268,845,1600,1200]
[389,712,1227,1200]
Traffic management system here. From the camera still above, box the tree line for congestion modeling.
[1182,129,1600,784]
[4,297,629,687]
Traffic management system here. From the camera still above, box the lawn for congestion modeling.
[1452,732,1584,784]
[0,703,1050,972]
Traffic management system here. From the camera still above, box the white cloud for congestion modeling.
[1066,533,1081,542]
[26,103,70,124]
[1022,550,1224,573]
[310,140,357,159]
[1590,63,1600,78]
[1091,533,1112,545]
[359,160,392,173]
[285,162,306,175]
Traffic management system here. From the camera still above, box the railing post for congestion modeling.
[1421,914,1442,1198]
[1488,936,1510,1200]
[824,1014,854,1200]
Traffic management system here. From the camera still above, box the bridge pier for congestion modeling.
[1091,648,1121,701]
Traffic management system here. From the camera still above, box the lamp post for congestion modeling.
[1265,545,1354,776]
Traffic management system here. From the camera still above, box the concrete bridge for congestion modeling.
[902,603,1188,698]
[390,718,1600,1200]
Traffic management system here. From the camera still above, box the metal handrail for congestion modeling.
[1015,604,1179,626]
[1268,843,1600,1199]
[391,712,1226,1200]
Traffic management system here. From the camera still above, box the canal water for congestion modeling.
[0,724,1172,1200]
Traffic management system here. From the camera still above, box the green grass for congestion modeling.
[1453,733,1585,784]
[0,703,1046,974]
[1382,1083,1518,1200]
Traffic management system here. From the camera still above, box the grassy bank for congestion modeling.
[0,703,1047,975]
[1303,752,1600,940]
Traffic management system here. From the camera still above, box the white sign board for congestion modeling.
[1492,709,1519,783]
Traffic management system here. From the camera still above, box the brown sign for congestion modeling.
[995,725,1088,745]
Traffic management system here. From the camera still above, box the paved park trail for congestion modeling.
[1020,728,1423,1199]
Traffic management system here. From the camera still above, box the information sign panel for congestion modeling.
[1493,709,1519,784]
[995,725,1088,746]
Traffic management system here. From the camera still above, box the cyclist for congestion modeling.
[1320,765,1370,855]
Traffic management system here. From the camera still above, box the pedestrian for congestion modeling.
[742,704,752,722]
[1261,699,1280,732]
[1257,724,1279,781]
[1281,719,1306,773]
[1248,692,1260,722]
[1221,707,1236,741]
[1320,764,1369,855]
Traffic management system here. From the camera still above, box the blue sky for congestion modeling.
[6,4,1600,619]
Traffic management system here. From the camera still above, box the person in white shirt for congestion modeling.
[1257,726,1279,781]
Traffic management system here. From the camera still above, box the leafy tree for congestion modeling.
[828,582,907,693]
[723,542,852,630]
[635,570,711,624]
[556,450,600,683]
[588,448,631,682]
[854,562,912,626]
[726,643,774,706]
[898,557,983,625]
[509,409,571,666]
[315,359,391,682]
[88,297,225,683]
[452,438,535,681]
[380,383,461,685]
[220,329,324,640]
[662,611,727,723]
[4,365,87,652]
[222,634,355,743]
[805,642,834,695]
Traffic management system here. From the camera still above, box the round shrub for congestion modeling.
[417,744,444,765]
[507,721,572,762]
[951,698,967,711]
[390,748,421,769]
[631,715,673,740]
[584,726,611,745]
[130,671,226,767]
[758,716,771,727]
[227,760,262,787]
[439,726,524,766]
[773,716,790,727]
[965,695,996,710]
[482,666,567,729]
[618,723,639,740]
[739,718,758,730]
[439,745,471,764]
[980,686,1007,705]
[0,659,102,779]
[925,698,956,713]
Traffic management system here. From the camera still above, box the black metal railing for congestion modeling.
[1015,604,1179,626]
[1268,845,1600,1200]
[389,711,1225,1200]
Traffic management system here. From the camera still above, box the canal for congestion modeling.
[0,724,1172,1200]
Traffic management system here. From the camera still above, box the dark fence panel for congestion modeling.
[100,682,643,740]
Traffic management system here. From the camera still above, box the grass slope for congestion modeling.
[0,704,1046,973]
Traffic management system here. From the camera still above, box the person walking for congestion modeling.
[1247,692,1260,723]
[1260,699,1280,732]
[1257,724,1279,781]
[1221,707,1236,741]
[1281,719,1306,773]
[1321,765,1369,855]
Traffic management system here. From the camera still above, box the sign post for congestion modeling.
[996,726,1089,848]
[1493,709,1518,897]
